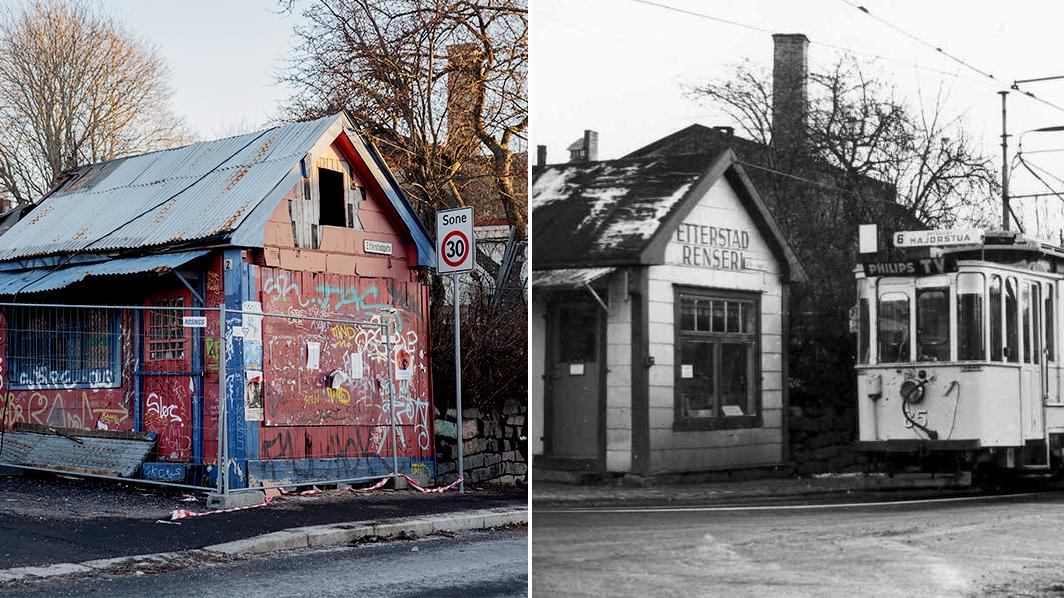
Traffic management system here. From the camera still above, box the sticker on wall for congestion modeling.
[347,352,364,380]
[395,347,413,381]
[681,364,694,379]
[569,363,584,376]
[306,341,321,370]
[245,370,264,421]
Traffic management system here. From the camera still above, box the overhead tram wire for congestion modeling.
[625,0,993,86]
[839,0,1064,117]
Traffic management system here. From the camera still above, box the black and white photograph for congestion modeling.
[531,1,1064,596]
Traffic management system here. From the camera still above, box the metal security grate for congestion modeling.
[147,297,186,361]
[5,305,120,389]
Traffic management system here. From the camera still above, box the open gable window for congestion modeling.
[674,287,760,431]
[318,167,347,228]
[6,306,120,389]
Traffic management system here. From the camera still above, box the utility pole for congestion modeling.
[1000,90,1010,231]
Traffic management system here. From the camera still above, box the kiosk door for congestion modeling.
[546,301,601,460]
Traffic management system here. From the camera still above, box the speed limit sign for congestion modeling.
[436,207,475,274]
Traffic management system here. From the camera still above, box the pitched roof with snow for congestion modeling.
[531,150,806,282]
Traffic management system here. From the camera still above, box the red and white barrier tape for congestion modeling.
[401,474,463,494]
[167,475,460,520]
[170,495,273,521]
[348,477,391,493]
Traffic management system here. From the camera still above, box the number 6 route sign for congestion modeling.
[436,207,475,274]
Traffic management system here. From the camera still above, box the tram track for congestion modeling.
[533,486,1064,514]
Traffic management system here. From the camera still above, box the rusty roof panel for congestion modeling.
[0,114,342,261]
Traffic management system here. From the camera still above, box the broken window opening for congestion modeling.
[318,167,347,228]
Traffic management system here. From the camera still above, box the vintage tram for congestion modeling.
[855,229,1064,479]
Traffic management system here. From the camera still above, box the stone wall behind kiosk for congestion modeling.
[435,400,527,486]
[788,404,864,474]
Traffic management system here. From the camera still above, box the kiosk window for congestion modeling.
[675,289,759,429]
[957,273,984,361]
[878,292,910,363]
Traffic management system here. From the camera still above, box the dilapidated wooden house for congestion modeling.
[0,112,437,491]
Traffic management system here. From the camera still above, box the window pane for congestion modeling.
[990,276,1003,361]
[6,307,118,388]
[878,293,910,363]
[558,306,596,362]
[697,300,711,332]
[1047,284,1055,362]
[680,297,695,330]
[1022,283,1032,363]
[1032,283,1041,365]
[858,278,872,364]
[917,288,950,362]
[712,301,725,332]
[742,302,756,333]
[726,302,740,332]
[957,273,984,361]
[678,340,715,417]
[720,343,752,416]
[1006,278,1019,362]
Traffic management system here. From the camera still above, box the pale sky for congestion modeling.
[104,0,304,138]
[531,0,1064,237]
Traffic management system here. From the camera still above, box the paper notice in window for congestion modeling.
[569,363,584,376]
[681,364,694,378]
[721,405,744,416]
[306,341,321,369]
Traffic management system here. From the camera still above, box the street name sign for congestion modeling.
[894,229,983,248]
[436,207,475,274]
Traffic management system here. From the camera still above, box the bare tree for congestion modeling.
[687,56,998,228]
[0,0,189,206]
[280,0,528,238]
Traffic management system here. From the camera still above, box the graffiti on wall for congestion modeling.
[258,268,431,460]
[142,376,193,462]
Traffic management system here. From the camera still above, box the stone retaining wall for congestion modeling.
[788,405,865,475]
[436,400,527,486]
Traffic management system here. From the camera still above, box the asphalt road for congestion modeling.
[532,492,1064,597]
[6,528,528,597]
[0,472,525,568]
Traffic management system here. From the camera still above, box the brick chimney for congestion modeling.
[771,33,809,154]
[446,43,482,157]
[536,144,548,167]
[567,130,598,162]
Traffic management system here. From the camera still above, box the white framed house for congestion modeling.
[531,149,806,477]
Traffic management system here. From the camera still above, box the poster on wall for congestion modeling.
[242,301,264,370]
[245,370,264,421]
[395,347,413,381]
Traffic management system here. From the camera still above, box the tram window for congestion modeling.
[1006,278,1019,362]
[1032,283,1041,365]
[858,279,872,364]
[878,293,910,363]
[916,287,950,362]
[1047,285,1055,361]
[1022,283,1032,363]
[990,276,1003,361]
[958,273,984,361]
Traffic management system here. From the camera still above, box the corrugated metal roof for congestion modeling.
[0,114,341,261]
[0,250,207,295]
[531,267,615,289]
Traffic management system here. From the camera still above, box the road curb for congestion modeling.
[0,507,527,586]
[203,507,528,555]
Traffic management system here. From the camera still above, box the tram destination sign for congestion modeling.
[893,228,983,247]
[862,258,957,277]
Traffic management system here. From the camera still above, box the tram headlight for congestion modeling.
[900,379,925,405]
